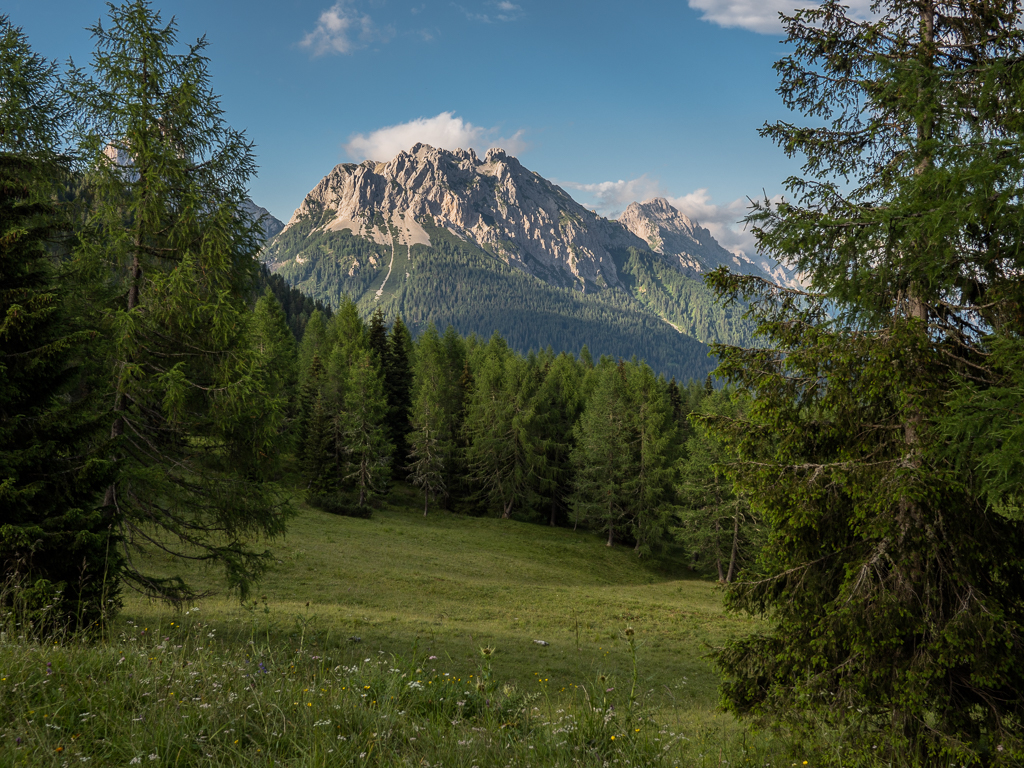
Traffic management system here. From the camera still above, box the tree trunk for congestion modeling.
[715,518,725,583]
[423,492,429,517]
[726,509,740,583]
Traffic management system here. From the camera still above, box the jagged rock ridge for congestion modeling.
[273,143,650,289]
[261,144,792,379]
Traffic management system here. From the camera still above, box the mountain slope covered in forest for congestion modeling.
[262,144,783,380]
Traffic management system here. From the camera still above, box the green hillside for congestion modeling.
[2,487,787,767]
[265,214,746,380]
[123,485,751,709]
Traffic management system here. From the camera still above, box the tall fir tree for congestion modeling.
[67,1,290,602]
[246,289,298,470]
[674,390,761,583]
[341,348,392,511]
[706,0,1024,761]
[531,353,584,527]
[624,362,677,557]
[0,16,120,630]
[385,315,414,475]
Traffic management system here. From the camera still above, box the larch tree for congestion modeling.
[624,362,677,557]
[464,336,542,520]
[67,0,290,603]
[570,362,636,547]
[706,0,1024,762]
[407,324,451,516]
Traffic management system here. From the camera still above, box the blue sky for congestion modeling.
[6,0,871,257]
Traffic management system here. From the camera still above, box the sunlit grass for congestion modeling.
[1,483,786,766]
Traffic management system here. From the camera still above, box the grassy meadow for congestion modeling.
[0,485,790,767]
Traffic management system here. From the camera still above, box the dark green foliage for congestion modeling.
[340,348,393,509]
[407,325,452,515]
[0,16,120,632]
[248,290,299,464]
[256,264,332,342]
[531,353,584,527]
[386,315,415,473]
[706,1,1024,763]
[674,391,761,582]
[623,362,677,557]
[570,363,636,547]
[464,336,544,520]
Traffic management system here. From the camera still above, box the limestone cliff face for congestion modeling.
[278,144,647,287]
[619,198,734,276]
[273,143,797,290]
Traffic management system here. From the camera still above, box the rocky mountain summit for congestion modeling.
[261,144,788,379]
[274,143,645,288]
[269,143,790,290]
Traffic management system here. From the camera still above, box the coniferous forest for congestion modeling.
[3,1,1024,766]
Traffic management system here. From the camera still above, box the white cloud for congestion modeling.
[300,2,393,55]
[560,176,665,219]
[687,0,874,35]
[343,112,529,161]
[666,189,758,259]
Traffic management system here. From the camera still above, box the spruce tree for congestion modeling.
[341,348,392,511]
[706,0,1024,761]
[385,315,414,473]
[67,0,290,602]
[0,16,120,630]
[246,289,298,467]
[531,353,584,527]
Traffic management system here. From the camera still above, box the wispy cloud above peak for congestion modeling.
[560,176,665,219]
[343,112,528,161]
[301,1,393,55]
[687,0,874,34]
[563,175,763,259]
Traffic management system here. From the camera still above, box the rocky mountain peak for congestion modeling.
[277,144,642,288]
[270,144,797,292]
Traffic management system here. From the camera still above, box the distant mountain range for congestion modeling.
[259,144,792,380]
